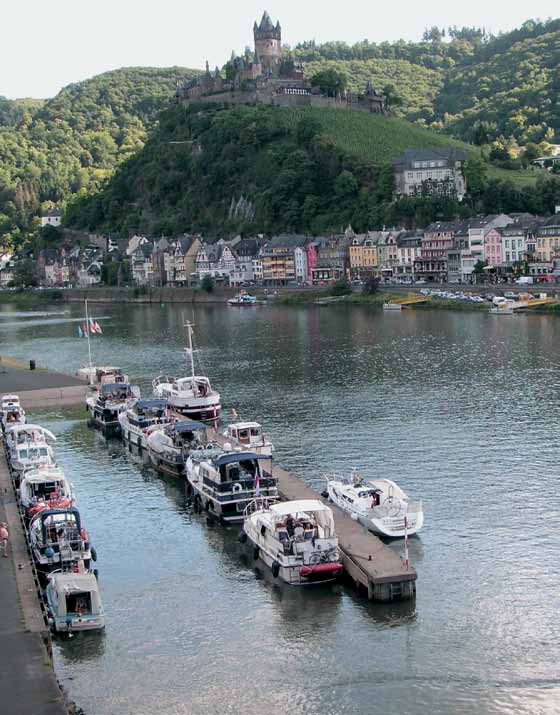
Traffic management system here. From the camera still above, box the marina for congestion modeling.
[0,300,558,715]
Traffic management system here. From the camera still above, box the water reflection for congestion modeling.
[5,302,558,715]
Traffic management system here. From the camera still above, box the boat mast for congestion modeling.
[183,318,195,378]
[84,299,93,382]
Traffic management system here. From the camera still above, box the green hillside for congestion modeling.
[302,59,443,120]
[0,66,200,248]
[65,104,560,239]
[272,108,541,186]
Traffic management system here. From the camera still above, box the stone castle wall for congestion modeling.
[180,91,384,114]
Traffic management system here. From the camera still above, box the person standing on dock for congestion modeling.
[0,522,9,558]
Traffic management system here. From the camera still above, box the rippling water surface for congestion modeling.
[1,301,559,714]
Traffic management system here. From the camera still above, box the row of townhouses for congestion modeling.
[3,211,560,289]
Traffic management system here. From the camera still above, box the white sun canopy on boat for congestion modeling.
[6,424,56,441]
[270,500,335,536]
[21,467,65,483]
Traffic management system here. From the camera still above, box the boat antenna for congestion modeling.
[84,299,93,383]
[182,314,195,378]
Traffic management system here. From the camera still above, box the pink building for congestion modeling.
[484,228,502,267]
[306,241,318,283]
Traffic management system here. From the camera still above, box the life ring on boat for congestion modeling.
[271,561,280,578]
[232,482,242,494]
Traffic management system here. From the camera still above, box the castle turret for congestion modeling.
[254,11,282,74]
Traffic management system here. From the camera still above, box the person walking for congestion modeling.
[0,522,9,558]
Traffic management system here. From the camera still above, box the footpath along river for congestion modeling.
[0,301,559,714]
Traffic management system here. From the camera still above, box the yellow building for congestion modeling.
[349,234,379,277]
[536,216,560,262]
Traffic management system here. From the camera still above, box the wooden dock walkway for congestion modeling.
[211,428,417,601]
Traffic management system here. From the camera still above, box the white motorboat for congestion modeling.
[29,507,95,576]
[242,499,343,585]
[118,398,170,449]
[46,570,105,633]
[326,473,423,538]
[228,291,258,306]
[4,424,57,484]
[77,365,129,386]
[19,466,75,520]
[186,448,278,523]
[86,382,140,432]
[222,421,274,457]
[0,394,26,434]
[152,321,221,422]
[146,420,207,478]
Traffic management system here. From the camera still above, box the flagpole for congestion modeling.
[84,299,93,379]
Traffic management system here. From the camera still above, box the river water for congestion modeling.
[0,301,559,714]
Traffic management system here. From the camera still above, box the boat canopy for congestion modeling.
[270,500,335,536]
[100,383,131,393]
[228,422,261,431]
[32,507,81,540]
[6,424,56,441]
[21,467,65,483]
[214,452,262,466]
[2,394,20,404]
[135,399,168,411]
[173,420,207,433]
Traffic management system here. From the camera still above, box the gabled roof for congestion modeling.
[264,234,308,250]
[41,207,63,218]
[393,147,467,169]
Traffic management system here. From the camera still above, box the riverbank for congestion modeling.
[0,451,68,715]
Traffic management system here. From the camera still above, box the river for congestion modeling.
[0,301,559,714]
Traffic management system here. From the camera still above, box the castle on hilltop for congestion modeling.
[176,12,386,114]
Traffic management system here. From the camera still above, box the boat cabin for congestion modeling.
[127,399,168,427]
[96,383,137,405]
[268,500,336,544]
[173,376,213,397]
[225,422,265,447]
[47,572,105,632]
[197,451,276,497]
[79,366,129,385]
[20,467,70,503]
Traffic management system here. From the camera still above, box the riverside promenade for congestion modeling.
[0,451,67,714]
[0,357,88,408]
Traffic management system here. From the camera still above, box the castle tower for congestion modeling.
[253,11,282,74]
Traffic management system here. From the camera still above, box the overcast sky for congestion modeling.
[3,0,558,98]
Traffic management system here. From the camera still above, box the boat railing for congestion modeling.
[152,375,173,390]
[244,496,274,517]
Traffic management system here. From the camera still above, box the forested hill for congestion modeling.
[0,67,200,247]
[65,104,560,239]
[295,18,560,146]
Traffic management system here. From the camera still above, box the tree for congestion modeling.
[12,258,37,287]
[330,279,352,296]
[463,158,488,197]
[383,84,404,111]
[200,274,214,293]
[362,276,380,294]
[310,68,348,97]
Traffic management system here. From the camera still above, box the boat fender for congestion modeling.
[271,561,280,578]
[260,524,266,537]
[80,528,88,542]
[204,501,210,512]
[232,482,242,494]
[238,531,248,544]
[253,546,259,560]
[93,569,99,580]
[90,546,98,562]
[206,515,215,527]
[321,490,329,499]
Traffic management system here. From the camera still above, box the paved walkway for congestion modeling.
[0,455,67,714]
[0,364,83,393]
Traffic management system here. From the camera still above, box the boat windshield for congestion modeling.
[30,481,63,499]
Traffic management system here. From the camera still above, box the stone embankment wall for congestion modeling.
[63,285,323,304]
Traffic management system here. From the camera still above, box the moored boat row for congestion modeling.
[1,393,105,634]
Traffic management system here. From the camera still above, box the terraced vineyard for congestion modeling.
[274,107,541,186]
